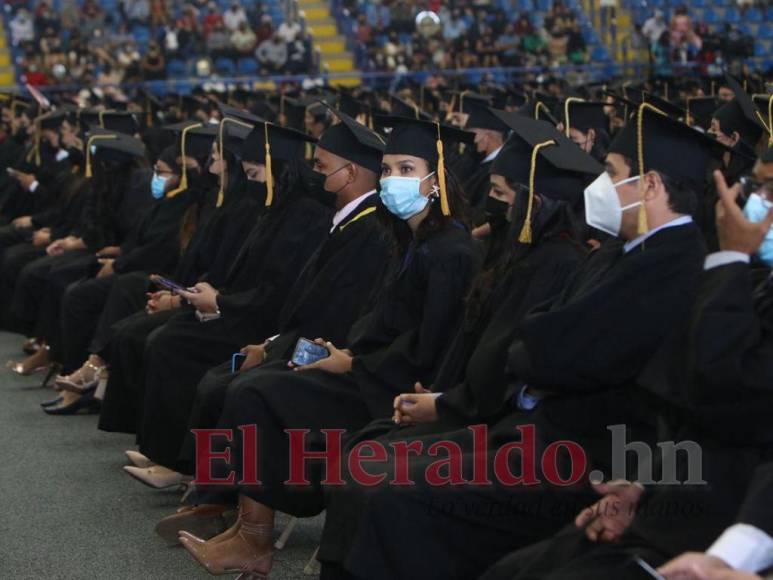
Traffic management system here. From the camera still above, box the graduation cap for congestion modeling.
[240,122,317,206]
[752,94,773,146]
[316,106,385,175]
[100,111,139,135]
[84,131,146,178]
[713,74,768,147]
[282,97,311,132]
[218,103,265,125]
[685,96,719,130]
[161,121,210,198]
[609,103,730,234]
[561,99,609,136]
[374,115,475,216]
[38,109,72,131]
[216,117,255,206]
[489,110,603,242]
[137,88,162,128]
[518,100,559,126]
[389,94,432,121]
[641,92,685,120]
[462,99,510,134]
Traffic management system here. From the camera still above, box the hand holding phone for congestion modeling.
[231,352,247,374]
[149,274,189,293]
[291,338,330,367]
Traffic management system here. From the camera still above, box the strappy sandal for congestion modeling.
[180,521,274,578]
[55,361,105,394]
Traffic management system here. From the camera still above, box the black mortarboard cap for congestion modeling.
[374,115,474,166]
[84,131,146,177]
[316,107,385,173]
[561,99,609,135]
[685,96,719,130]
[609,104,730,193]
[518,101,559,126]
[389,94,432,121]
[240,122,316,164]
[641,92,685,119]
[713,74,767,146]
[100,111,139,135]
[39,109,71,130]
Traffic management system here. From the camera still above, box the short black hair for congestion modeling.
[621,156,698,217]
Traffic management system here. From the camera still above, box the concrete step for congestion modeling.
[316,39,346,53]
[0,53,10,67]
[329,75,361,87]
[307,23,338,37]
[322,56,355,72]
[302,7,331,20]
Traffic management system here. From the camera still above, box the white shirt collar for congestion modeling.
[482,145,503,164]
[331,190,377,233]
[623,215,693,253]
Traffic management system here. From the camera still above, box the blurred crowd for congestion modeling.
[343,0,589,73]
[6,0,315,86]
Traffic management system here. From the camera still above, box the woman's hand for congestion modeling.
[96,258,114,278]
[240,343,267,372]
[392,382,440,425]
[176,282,219,313]
[146,290,181,314]
[294,339,353,374]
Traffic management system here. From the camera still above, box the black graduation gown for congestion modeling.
[97,185,264,435]
[320,223,708,580]
[136,193,332,468]
[464,159,494,211]
[179,195,393,472]
[317,218,587,573]
[193,224,478,518]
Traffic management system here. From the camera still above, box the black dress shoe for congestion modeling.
[43,386,100,415]
[40,395,63,408]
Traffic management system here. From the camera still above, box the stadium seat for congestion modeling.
[167,59,187,77]
[237,58,258,75]
[215,57,236,76]
[701,9,719,23]
[746,8,763,23]
[724,8,740,23]
[591,45,608,61]
[759,24,773,40]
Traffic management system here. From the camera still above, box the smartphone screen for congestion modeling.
[151,275,186,293]
[291,338,330,367]
[231,352,247,374]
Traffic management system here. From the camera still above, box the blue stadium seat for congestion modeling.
[132,25,151,46]
[215,57,236,76]
[746,8,763,22]
[237,58,258,75]
[537,0,552,12]
[690,0,706,8]
[701,9,719,23]
[591,45,608,61]
[759,24,773,40]
[724,7,740,23]
[167,59,187,77]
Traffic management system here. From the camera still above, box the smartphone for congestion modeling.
[291,338,330,367]
[231,352,247,374]
[629,557,666,580]
[150,275,186,293]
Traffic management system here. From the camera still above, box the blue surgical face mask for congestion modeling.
[743,192,773,265]
[379,171,438,220]
[150,173,168,199]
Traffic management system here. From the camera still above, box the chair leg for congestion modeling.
[274,516,297,550]
[304,546,320,575]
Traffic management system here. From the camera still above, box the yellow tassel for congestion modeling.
[264,123,274,207]
[84,134,117,178]
[519,140,555,244]
[563,97,584,138]
[635,103,667,235]
[435,123,450,216]
[166,122,202,198]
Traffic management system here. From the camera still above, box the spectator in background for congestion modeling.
[277,16,302,43]
[140,40,166,79]
[60,0,81,31]
[443,9,467,42]
[642,9,667,46]
[256,14,275,44]
[366,0,391,29]
[81,0,106,38]
[35,2,59,35]
[256,33,288,72]
[177,5,201,53]
[567,20,588,63]
[164,23,181,57]
[223,2,249,32]
[354,14,373,45]
[231,22,258,56]
[652,29,674,76]
[125,0,151,27]
[150,0,169,29]
[10,8,35,48]
[202,3,224,37]
[670,5,693,45]
[287,31,311,73]
[496,23,521,66]
[206,21,233,60]
[513,13,534,36]
[40,26,64,68]
[477,28,500,67]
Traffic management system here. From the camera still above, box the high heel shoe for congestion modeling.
[40,394,64,408]
[55,361,105,394]
[125,450,155,469]
[43,386,100,415]
[180,520,273,578]
[7,345,51,376]
[22,337,42,355]
[156,504,230,544]
[123,464,192,490]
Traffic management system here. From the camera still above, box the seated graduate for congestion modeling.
[117,112,334,485]
[41,135,207,413]
[6,130,151,376]
[150,106,395,540]
[174,115,480,578]
[96,123,270,429]
[556,99,611,163]
[479,156,773,580]
[0,109,90,333]
[316,112,603,578]
[313,105,729,580]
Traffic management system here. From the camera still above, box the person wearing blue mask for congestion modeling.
[175,116,479,578]
[740,153,773,267]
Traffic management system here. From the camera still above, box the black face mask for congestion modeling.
[246,179,268,204]
[485,196,510,228]
[300,163,337,208]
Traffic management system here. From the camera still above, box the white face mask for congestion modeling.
[583,173,642,237]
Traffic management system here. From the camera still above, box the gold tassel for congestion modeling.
[519,140,555,244]
[768,96,773,147]
[435,123,450,216]
[264,122,274,207]
[216,117,254,207]
[635,103,667,235]
[563,97,584,138]
[84,134,117,178]
[166,122,202,198]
